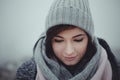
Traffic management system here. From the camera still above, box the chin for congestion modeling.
[64,62,78,66]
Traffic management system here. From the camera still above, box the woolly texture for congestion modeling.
[36,46,112,80]
[34,35,102,80]
[45,0,94,40]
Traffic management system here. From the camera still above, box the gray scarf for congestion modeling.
[34,34,102,80]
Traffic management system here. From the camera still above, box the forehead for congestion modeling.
[57,28,86,37]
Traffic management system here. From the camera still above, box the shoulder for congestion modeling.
[111,47,120,80]
[112,48,120,67]
[98,38,120,64]
[15,58,37,80]
[98,38,120,80]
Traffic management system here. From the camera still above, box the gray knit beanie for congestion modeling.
[45,0,94,40]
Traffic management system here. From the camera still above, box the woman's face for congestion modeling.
[52,27,88,66]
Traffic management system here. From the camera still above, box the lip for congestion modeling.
[64,56,76,61]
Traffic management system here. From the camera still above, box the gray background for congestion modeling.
[0,0,120,63]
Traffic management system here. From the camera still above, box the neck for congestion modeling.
[56,55,90,76]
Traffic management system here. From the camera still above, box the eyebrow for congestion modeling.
[54,34,85,38]
[73,34,85,38]
[55,35,63,38]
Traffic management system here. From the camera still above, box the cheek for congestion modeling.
[74,41,88,56]
[52,43,64,56]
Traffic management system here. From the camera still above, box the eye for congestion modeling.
[74,38,83,42]
[54,39,64,43]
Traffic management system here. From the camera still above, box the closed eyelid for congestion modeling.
[52,37,63,41]
[74,37,84,40]
[73,36,84,40]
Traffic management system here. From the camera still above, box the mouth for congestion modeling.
[64,56,77,61]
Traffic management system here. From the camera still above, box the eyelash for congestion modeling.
[74,39,83,42]
[54,39,63,43]
[54,39,83,43]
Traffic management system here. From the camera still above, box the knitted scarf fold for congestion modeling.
[34,34,102,80]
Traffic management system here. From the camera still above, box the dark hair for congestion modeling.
[45,24,96,66]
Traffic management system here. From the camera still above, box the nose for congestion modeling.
[64,42,74,56]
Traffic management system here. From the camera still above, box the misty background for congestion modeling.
[0,0,120,79]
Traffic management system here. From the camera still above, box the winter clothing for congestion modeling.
[45,0,94,41]
[15,38,120,80]
[34,0,99,79]
[15,0,120,80]
[35,46,112,80]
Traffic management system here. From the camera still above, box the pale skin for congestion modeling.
[52,27,88,66]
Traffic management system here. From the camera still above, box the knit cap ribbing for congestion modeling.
[45,0,94,41]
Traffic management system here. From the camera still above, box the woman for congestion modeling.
[15,0,119,80]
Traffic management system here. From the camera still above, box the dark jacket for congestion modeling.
[15,38,120,80]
